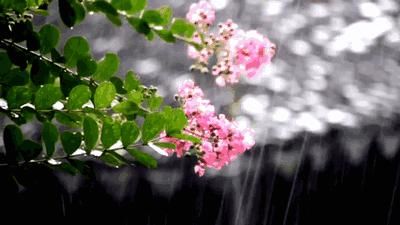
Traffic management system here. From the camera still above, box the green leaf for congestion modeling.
[111,0,132,10]
[3,125,23,164]
[10,69,29,86]
[171,18,196,38]
[127,90,143,104]
[113,101,139,115]
[145,30,155,41]
[35,112,55,124]
[110,77,127,94]
[55,111,82,127]
[39,24,60,54]
[42,122,58,157]
[60,131,82,155]
[10,22,26,40]
[31,8,49,16]
[21,106,36,122]
[154,29,176,43]
[111,0,145,13]
[188,41,203,51]
[163,106,187,135]
[0,68,29,86]
[129,0,147,14]
[50,48,65,63]
[67,159,92,175]
[10,114,27,125]
[7,47,27,69]
[30,59,50,85]
[82,107,108,120]
[124,71,140,91]
[158,6,172,25]
[170,133,200,144]
[10,21,33,43]
[92,0,118,16]
[7,0,27,13]
[127,17,151,35]
[53,160,91,176]
[83,116,99,152]
[6,86,32,109]
[121,121,140,147]
[67,85,91,110]
[153,142,176,149]
[60,72,83,97]
[106,14,122,26]
[100,151,126,167]
[126,148,157,168]
[101,120,121,149]
[54,162,80,175]
[94,81,116,108]
[142,10,163,25]
[72,1,86,24]
[58,0,85,27]
[77,56,97,77]
[34,84,63,110]
[0,52,12,76]
[58,0,77,28]
[19,140,42,161]
[63,36,90,67]
[147,96,163,111]
[92,0,121,26]
[26,32,41,51]
[0,19,11,40]
[141,112,165,143]
[93,53,120,81]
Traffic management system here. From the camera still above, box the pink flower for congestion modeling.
[160,132,192,157]
[184,2,276,86]
[211,58,241,86]
[187,32,216,66]
[215,76,226,87]
[217,19,238,42]
[177,79,204,99]
[228,30,276,78]
[160,80,255,176]
[186,1,216,27]
[194,164,205,176]
[187,32,214,64]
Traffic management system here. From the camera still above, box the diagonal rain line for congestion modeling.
[282,133,308,225]
[386,160,400,225]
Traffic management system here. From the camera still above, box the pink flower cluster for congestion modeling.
[161,80,255,176]
[186,0,215,28]
[186,1,276,86]
[187,32,213,65]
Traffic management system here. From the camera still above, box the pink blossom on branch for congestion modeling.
[186,0,216,27]
[229,30,276,78]
[217,19,238,42]
[187,32,213,64]
[185,1,276,86]
[161,80,255,176]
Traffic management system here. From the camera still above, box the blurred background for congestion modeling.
[2,0,400,224]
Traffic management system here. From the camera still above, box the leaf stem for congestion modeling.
[0,141,156,167]
[0,39,132,104]
[6,108,109,113]
[0,39,80,77]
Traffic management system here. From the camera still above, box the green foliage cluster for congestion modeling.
[0,0,201,175]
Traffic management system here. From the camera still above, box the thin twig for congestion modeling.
[0,39,130,102]
[0,38,153,115]
[0,136,168,167]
